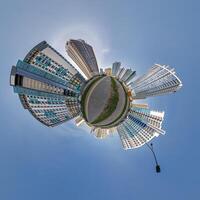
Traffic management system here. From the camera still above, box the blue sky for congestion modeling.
[0,0,199,199]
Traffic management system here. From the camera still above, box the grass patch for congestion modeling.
[91,77,119,124]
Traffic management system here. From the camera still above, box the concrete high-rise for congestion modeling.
[10,41,85,127]
[131,64,182,99]
[66,39,99,79]
[119,68,136,84]
[117,105,165,149]
[117,67,125,79]
[112,62,121,76]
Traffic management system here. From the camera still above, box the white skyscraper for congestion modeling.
[112,62,121,76]
[117,106,165,149]
[10,41,85,127]
[66,39,99,79]
[131,64,182,99]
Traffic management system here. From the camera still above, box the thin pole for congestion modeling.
[146,143,161,173]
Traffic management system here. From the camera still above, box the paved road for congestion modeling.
[94,79,126,126]
[86,76,111,122]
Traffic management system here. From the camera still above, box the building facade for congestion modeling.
[104,68,112,76]
[119,68,136,84]
[10,41,85,127]
[75,116,85,126]
[124,70,136,85]
[66,39,99,79]
[117,67,125,79]
[131,64,182,99]
[112,62,121,76]
[93,128,110,139]
[117,105,165,149]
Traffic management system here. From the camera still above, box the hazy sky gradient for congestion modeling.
[0,0,199,199]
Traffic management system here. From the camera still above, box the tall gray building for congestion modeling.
[66,39,99,79]
[112,62,121,76]
[117,67,125,79]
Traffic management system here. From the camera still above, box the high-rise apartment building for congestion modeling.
[66,39,99,79]
[119,68,136,84]
[117,106,165,149]
[112,62,121,76]
[131,64,182,99]
[10,41,85,127]
[117,67,125,79]
[124,71,136,85]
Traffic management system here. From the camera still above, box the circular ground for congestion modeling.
[81,75,129,128]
